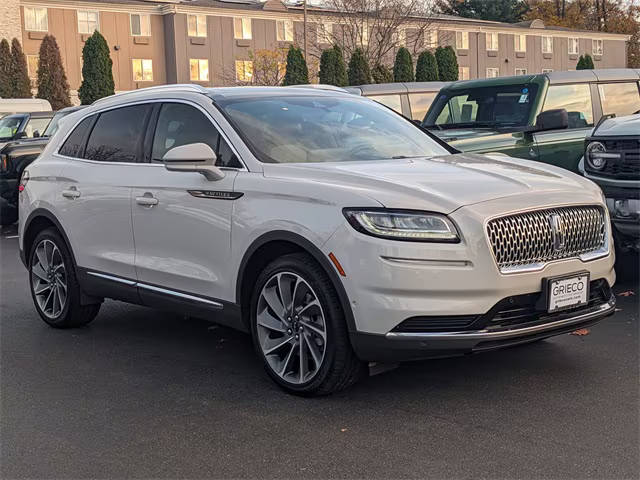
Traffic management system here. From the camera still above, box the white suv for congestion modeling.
[19,85,616,395]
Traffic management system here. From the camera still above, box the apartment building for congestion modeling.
[8,0,631,97]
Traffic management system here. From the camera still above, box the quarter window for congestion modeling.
[592,39,603,55]
[514,34,526,52]
[598,82,640,117]
[408,92,437,121]
[542,36,553,54]
[568,37,579,55]
[24,7,48,32]
[85,105,152,163]
[456,31,469,50]
[130,14,151,36]
[486,32,498,51]
[132,59,153,81]
[543,84,593,128]
[188,14,207,37]
[59,115,95,158]
[77,10,99,34]
[189,59,209,81]
[276,19,293,41]
[369,94,402,114]
[234,17,252,40]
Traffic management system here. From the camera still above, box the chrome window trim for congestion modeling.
[53,97,248,171]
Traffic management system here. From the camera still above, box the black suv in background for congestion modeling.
[0,106,85,225]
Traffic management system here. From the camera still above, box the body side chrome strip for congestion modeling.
[86,270,224,309]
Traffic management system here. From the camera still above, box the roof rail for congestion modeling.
[92,84,209,106]
[288,84,350,93]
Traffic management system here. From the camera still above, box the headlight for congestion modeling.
[585,141,620,170]
[343,208,460,242]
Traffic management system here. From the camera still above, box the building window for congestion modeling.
[27,55,38,79]
[486,32,498,51]
[235,60,253,82]
[425,29,437,48]
[568,37,579,55]
[393,29,406,46]
[458,66,469,80]
[77,10,99,34]
[542,36,553,54]
[189,59,209,81]
[514,34,526,52]
[486,68,499,78]
[132,59,153,81]
[130,14,151,36]
[276,19,293,42]
[592,39,603,56]
[542,68,553,73]
[515,68,527,75]
[24,7,48,32]
[455,31,469,50]
[361,24,369,45]
[187,15,207,37]
[318,23,333,44]
[234,18,252,40]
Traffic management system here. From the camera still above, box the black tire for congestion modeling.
[250,253,366,396]
[29,228,100,328]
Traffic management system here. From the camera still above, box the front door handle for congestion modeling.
[62,187,80,199]
[135,193,158,207]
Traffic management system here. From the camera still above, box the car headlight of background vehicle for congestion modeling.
[585,141,620,170]
[343,208,460,242]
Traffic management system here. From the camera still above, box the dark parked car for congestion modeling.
[0,106,85,225]
[0,111,54,147]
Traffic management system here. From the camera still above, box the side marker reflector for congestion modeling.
[328,252,346,277]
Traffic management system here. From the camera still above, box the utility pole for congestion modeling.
[303,0,308,59]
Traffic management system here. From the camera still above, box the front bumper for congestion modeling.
[351,293,616,362]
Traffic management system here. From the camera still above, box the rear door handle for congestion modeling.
[62,187,80,199]
[135,194,158,207]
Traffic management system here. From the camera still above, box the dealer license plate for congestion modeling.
[547,273,590,313]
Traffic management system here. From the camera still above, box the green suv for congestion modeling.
[422,69,640,172]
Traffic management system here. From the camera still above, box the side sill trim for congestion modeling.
[86,270,223,310]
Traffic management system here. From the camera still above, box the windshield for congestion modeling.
[0,116,23,140]
[423,84,539,130]
[217,95,450,164]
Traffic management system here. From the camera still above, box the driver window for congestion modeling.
[542,84,593,128]
[152,103,220,162]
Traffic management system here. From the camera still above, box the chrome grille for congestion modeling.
[486,206,606,272]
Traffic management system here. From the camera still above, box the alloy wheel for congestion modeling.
[31,239,67,319]
[256,272,327,384]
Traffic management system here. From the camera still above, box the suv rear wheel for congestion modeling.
[250,253,365,396]
[29,228,100,328]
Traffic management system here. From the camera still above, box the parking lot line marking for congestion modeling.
[4,235,19,239]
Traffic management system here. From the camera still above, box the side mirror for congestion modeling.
[162,143,225,181]
[534,109,569,132]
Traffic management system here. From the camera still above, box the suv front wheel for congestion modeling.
[250,253,365,396]
[29,228,100,328]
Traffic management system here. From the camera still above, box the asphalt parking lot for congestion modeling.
[1,224,638,479]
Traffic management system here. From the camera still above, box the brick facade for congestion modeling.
[0,0,22,42]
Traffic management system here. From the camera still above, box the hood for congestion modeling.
[592,113,640,137]
[262,153,596,213]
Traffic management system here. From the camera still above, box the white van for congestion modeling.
[0,99,52,117]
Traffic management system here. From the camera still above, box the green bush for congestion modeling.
[36,35,71,110]
[415,50,439,81]
[332,45,348,87]
[393,47,414,82]
[319,48,336,85]
[78,31,115,104]
[10,38,32,98]
[282,45,309,86]
[371,64,393,84]
[347,48,371,85]
[0,39,11,98]
[435,46,458,81]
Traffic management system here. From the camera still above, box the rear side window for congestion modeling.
[368,94,402,114]
[598,82,640,117]
[542,84,593,128]
[408,92,437,121]
[59,115,95,158]
[85,105,152,163]
[24,117,51,137]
